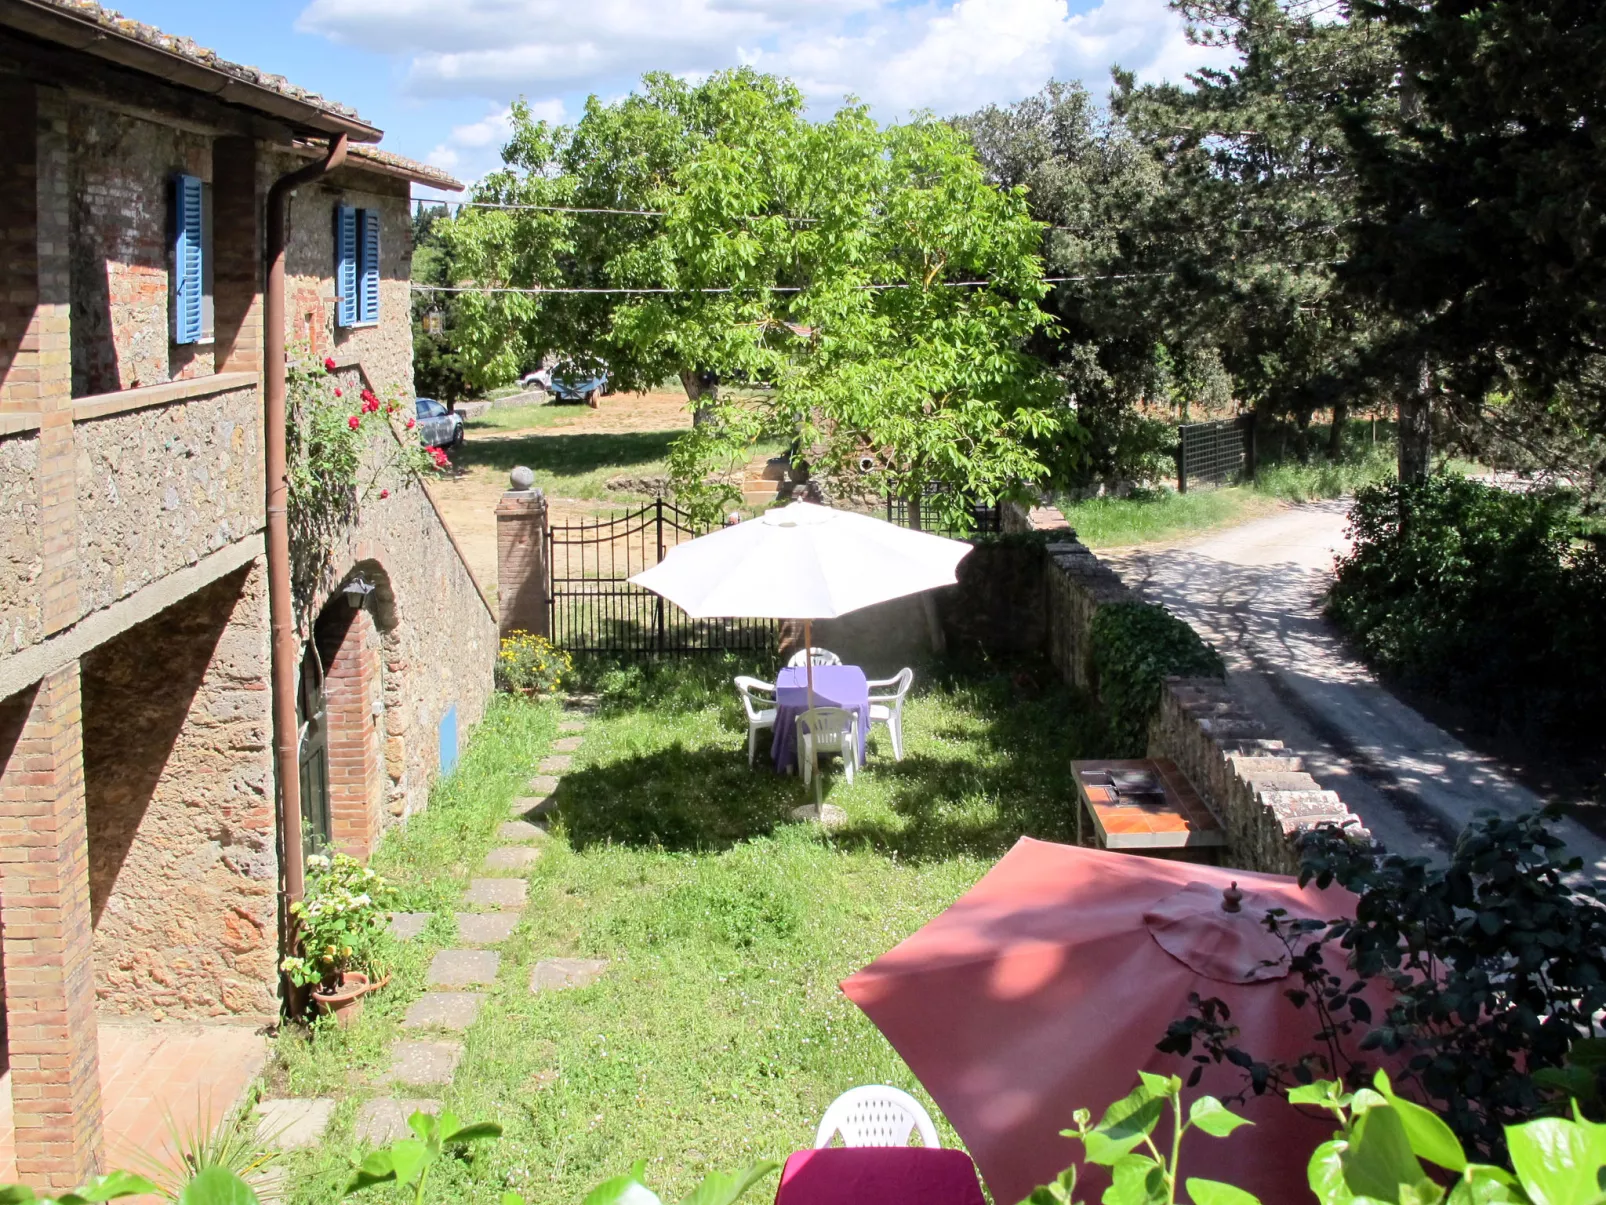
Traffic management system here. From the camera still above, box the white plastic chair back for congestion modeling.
[733,675,775,723]
[797,707,854,754]
[788,647,843,668]
[814,1085,940,1149]
[868,667,914,705]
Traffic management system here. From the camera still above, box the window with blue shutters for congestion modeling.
[358,209,381,325]
[172,173,205,345]
[335,205,359,328]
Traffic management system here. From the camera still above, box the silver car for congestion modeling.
[414,398,463,449]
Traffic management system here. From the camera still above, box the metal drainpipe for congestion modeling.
[265,134,348,923]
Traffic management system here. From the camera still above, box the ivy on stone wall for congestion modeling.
[1091,601,1225,754]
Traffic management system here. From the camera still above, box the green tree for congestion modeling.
[1342,0,1606,494]
[445,70,1066,530]
[411,204,473,406]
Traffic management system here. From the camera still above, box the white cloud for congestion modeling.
[424,99,565,173]
[299,0,1235,120]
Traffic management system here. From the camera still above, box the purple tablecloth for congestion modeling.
[775,1148,986,1205]
[771,665,869,773]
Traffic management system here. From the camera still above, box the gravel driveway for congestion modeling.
[1101,500,1606,871]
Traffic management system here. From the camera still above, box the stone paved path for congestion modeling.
[365,700,608,1131]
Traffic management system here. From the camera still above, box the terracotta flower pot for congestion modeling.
[311,971,370,1027]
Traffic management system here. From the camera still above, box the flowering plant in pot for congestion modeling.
[281,852,396,1024]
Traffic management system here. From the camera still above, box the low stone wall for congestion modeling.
[998,499,1366,872]
[1149,677,1366,875]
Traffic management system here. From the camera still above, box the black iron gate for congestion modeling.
[884,487,1002,538]
[546,498,778,654]
[1176,419,1250,492]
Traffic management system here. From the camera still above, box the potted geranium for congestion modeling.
[281,852,395,1025]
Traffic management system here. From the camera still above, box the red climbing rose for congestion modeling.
[380,489,390,499]
[323,357,337,373]
[347,415,361,431]
[333,387,343,397]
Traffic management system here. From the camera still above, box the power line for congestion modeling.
[410,262,1338,298]
[416,198,820,224]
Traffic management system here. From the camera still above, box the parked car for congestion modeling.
[414,398,463,448]
[549,369,609,406]
[519,368,551,391]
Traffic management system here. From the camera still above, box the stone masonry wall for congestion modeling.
[0,431,41,653]
[270,152,415,400]
[999,499,1366,872]
[81,561,277,1020]
[74,385,263,615]
[68,103,214,396]
[304,362,496,827]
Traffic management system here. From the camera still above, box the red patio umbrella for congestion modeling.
[842,838,1362,1205]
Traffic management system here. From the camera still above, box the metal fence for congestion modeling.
[884,488,1003,538]
[545,499,778,655]
[1176,419,1250,492]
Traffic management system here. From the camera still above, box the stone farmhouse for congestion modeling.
[0,0,496,1187]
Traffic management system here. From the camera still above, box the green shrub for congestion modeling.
[1328,477,1606,748]
[494,631,573,695]
[1090,602,1224,754]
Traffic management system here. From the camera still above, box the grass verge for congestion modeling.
[268,655,1101,1205]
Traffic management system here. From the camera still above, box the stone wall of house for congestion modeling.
[74,385,263,616]
[0,430,42,653]
[998,499,1367,872]
[305,362,496,826]
[68,102,215,396]
[81,560,277,1020]
[270,152,415,400]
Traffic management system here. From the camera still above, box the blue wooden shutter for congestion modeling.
[358,209,381,324]
[335,205,358,327]
[173,174,204,344]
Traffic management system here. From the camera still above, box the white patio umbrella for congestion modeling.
[629,501,973,814]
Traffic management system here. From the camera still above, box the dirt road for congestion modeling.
[1101,501,1606,870]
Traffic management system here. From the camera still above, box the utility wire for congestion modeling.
[410,263,1338,297]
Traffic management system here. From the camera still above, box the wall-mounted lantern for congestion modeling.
[343,575,376,611]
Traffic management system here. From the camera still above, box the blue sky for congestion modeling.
[113,0,1230,195]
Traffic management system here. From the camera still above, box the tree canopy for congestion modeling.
[442,68,1066,528]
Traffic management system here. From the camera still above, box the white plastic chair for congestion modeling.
[795,707,858,787]
[733,676,777,767]
[866,668,914,761]
[814,1085,940,1149]
[787,647,843,668]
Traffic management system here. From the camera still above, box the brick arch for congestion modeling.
[311,558,402,859]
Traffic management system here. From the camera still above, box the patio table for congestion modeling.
[771,665,869,773]
[773,1148,986,1205]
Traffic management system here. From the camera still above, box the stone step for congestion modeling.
[538,755,573,774]
[551,736,583,754]
[355,1097,442,1145]
[461,878,527,909]
[456,911,520,944]
[558,719,588,733]
[485,845,541,871]
[379,1040,462,1087]
[526,774,561,796]
[499,819,549,843]
[388,912,431,941]
[255,1098,335,1150]
[530,957,609,993]
[402,992,485,1032]
[428,949,500,988]
[512,794,557,819]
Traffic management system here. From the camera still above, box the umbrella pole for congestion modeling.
[805,617,822,811]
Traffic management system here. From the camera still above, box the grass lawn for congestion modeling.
[265,655,1101,1205]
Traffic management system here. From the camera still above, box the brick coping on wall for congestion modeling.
[1000,498,1369,873]
[72,371,259,422]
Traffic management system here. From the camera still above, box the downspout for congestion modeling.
[266,134,348,923]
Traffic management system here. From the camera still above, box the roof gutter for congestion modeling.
[266,134,348,934]
[0,0,382,143]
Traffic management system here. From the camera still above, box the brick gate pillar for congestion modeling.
[495,467,549,640]
[0,664,103,1190]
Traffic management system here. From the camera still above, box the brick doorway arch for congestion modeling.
[307,564,397,859]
